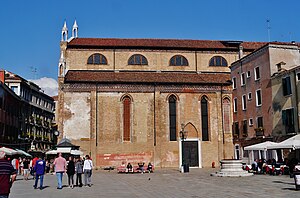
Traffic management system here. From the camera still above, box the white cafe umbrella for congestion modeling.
[244,141,279,151]
[70,150,83,156]
[268,134,300,150]
[0,147,18,155]
[244,141,279,163]
[45,150,58,155]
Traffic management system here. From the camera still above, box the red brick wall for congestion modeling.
[97,152,153,167]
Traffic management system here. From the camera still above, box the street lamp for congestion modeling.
[180,123,188,173]
[54,130,60,136]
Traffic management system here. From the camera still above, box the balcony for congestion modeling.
[255,127,264,137]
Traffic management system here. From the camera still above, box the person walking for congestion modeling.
[11,157,18,175]
[0,151,17,198]
[53,153,67,189]
[83,155,93,187]
[31,156,38,179]
[67,156,75,188]
[75,157,83,187]
[33,157,46,190]
[23,158,30,180]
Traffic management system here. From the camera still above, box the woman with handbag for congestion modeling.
[83,155,93,187]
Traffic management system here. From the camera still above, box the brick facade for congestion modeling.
[57,37,264,168]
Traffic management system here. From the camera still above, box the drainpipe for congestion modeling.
[195,51,198,72]
[96,83,98,147]
[153,83,156,146]
[113,49,116,70]
[293,70,300,132]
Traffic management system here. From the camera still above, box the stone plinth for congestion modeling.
[211,159,253,177]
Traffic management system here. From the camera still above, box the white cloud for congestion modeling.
[29,77,58,96]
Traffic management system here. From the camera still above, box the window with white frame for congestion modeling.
[241,73,246,86]
[248,92,252,100]
[232,77,236,89]
[242,94,246,110]
[256,89,262,106]
[249,118,253,126]
[247,71,251,78]
[233,98,237,112]
[254,67,260,80]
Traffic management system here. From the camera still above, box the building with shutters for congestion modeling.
[3,70,56,152]
[230,42,300,162]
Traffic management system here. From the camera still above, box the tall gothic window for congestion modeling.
[201,97,209,141]
[123,96,131,141]
[128,54,148,65]
[87,53,107,65]
[169,95,177,141]
[222,98,231,133]
[169,55,188,66]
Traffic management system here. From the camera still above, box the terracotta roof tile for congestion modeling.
[64,70,231,85]
[68,38,267,51]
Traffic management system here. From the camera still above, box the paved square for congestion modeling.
[10,168,299,198]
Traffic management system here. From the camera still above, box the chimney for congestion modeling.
[0,70,5,84]
[239,45,243,59]
[276,61,286,72]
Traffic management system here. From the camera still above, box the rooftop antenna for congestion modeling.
[266,19,271,42]
[30,66,37,79]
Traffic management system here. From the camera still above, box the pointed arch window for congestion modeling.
[169,55,188,66]
[128,54,148,65]
[209,56,228,66]
[169,95,177,141]
[222,98,231,133]
[123,96,131,142]
[201,97,209,141]
[87,53,107,65]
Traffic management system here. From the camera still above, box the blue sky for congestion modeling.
[0,0,300,81]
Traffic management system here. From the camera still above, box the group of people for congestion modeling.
[250,158,300,176]
[126,162,153,173]
[0,151,93,198]
[35,153,93,190]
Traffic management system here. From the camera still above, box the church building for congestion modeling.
[57,21,265,168]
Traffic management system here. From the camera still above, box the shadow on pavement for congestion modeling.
[273,180,294,185]
[282,187,297,191]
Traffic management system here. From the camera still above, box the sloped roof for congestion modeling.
[68,38,267,51]
[57,137,79,148]
[64,70,231,85]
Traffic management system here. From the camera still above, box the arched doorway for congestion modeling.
[179,122,202,168]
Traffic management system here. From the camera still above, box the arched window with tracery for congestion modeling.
[123,96,131,141]
[201,97,209,141]
[169,95,177,141]
[128,54,148,65]
[169,55,189,66]
[209,56,228,66]
[87,53,107,65]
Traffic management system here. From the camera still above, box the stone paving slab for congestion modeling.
[9,168,300,198]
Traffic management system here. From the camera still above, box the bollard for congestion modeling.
[294,172,300,190]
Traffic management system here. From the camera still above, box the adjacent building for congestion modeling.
[0,71,22,147]
[57,21,267,168]
[230,42,300,162]
[3,70,56,152]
